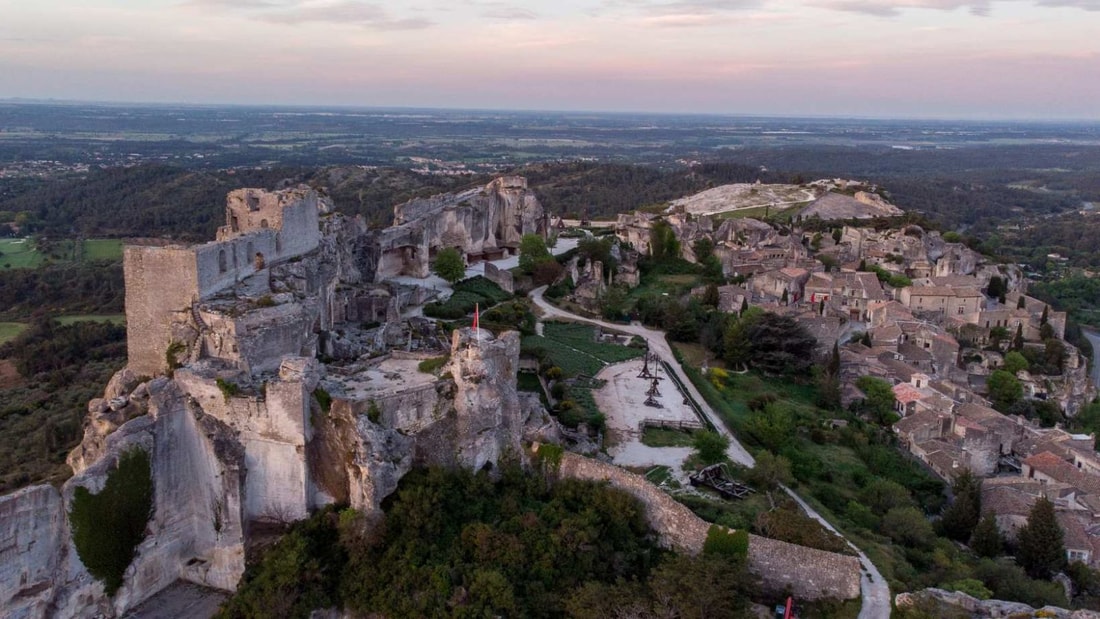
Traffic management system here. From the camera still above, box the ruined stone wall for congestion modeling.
[124,246,202,376]
[483,262,515,294]
[198,302,319,375]
[221,187,323,258]
[193,232,278,300]
[551,449,862,601]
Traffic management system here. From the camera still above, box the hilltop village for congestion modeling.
[612,183,1100,568]
[2,173,1100,618]
[2,178,864,619]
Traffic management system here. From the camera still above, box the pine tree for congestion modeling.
[739,297,748,316]
[1012,324,1025,351]
[1016,497,1066,579]
[1041,305,1049,325]
[827,342,841,376]
[858,258,867,272]
[939,469,981,542]
[970,511,1004,558]
[780,289,789,305]
[1017,295,1027,310]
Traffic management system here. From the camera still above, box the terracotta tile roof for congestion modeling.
[893,383,926,404]
[1025,451,1100,496]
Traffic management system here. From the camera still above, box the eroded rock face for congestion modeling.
[377,176,546,279]
[895,588,1100,618]
[1,182,553,618]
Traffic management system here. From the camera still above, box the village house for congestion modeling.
[899,284,984,317]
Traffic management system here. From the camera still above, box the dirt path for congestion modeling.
[529,285,892,617]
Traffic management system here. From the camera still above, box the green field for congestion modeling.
[0,322,28,344]
[0,238,123,269]
[0,239,45,268]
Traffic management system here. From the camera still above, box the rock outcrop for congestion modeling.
[0,184,544,618]
[896,587,1100,618]
[376,176,547,279]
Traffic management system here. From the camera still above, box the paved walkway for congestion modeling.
[529,285,892,617]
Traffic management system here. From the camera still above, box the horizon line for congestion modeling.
[2,97,1100,125]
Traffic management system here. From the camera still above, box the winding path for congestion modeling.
[529,286,892,618]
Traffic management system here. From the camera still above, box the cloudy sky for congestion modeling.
[1,0,1098,119]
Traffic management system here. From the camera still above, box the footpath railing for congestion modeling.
[659,360,717,432]
[637,418,705,433]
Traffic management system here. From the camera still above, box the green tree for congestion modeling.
[970,511,1004,558]
[859,479,914,516]
[648,220,680,261]
[855,376,896,423]
[987,276,1005,301]
[988,369,1023,412]
[431,247,465,284]
[518,234,551,274]
[1016,496,1066,579]
[882,506,935,548]
[1012,323,1025,351]
[692,430,730,465]
[1003,351,1029,375]
[746,451,793,490]
[701,283,719,308]
[938,469,981,542]
[1017,295,1027,310]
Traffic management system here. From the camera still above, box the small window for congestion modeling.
[260,219,269,229]
[218,249,227,273]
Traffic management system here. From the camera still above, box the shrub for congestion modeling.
[216,378,240,401]
[313,387,332,414]
[69,448,154,596]
[703,525,748,561]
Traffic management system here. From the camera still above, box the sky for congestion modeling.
[1,0,1099,119]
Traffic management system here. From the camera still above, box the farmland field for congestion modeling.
[0,238,123,269]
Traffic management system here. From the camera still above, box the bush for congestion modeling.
[216,378,240,401]
[703,525,748,560]
[69,448,154,595]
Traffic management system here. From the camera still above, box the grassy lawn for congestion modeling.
[0,322,28,344]
[0,239,45,268]
[55,314,126,326]
[0,238,123,270]
[672,341,724,369]
[640,426,696,448]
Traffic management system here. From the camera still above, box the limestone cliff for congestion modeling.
[0,183,546,618]
[377,176,547,279]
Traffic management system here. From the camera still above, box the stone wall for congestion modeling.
[124,245,202,377]
[124,187,327,376]
[483,262,515,294]
[549,448,862,601]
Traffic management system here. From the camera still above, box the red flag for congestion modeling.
[473,303,479,332]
